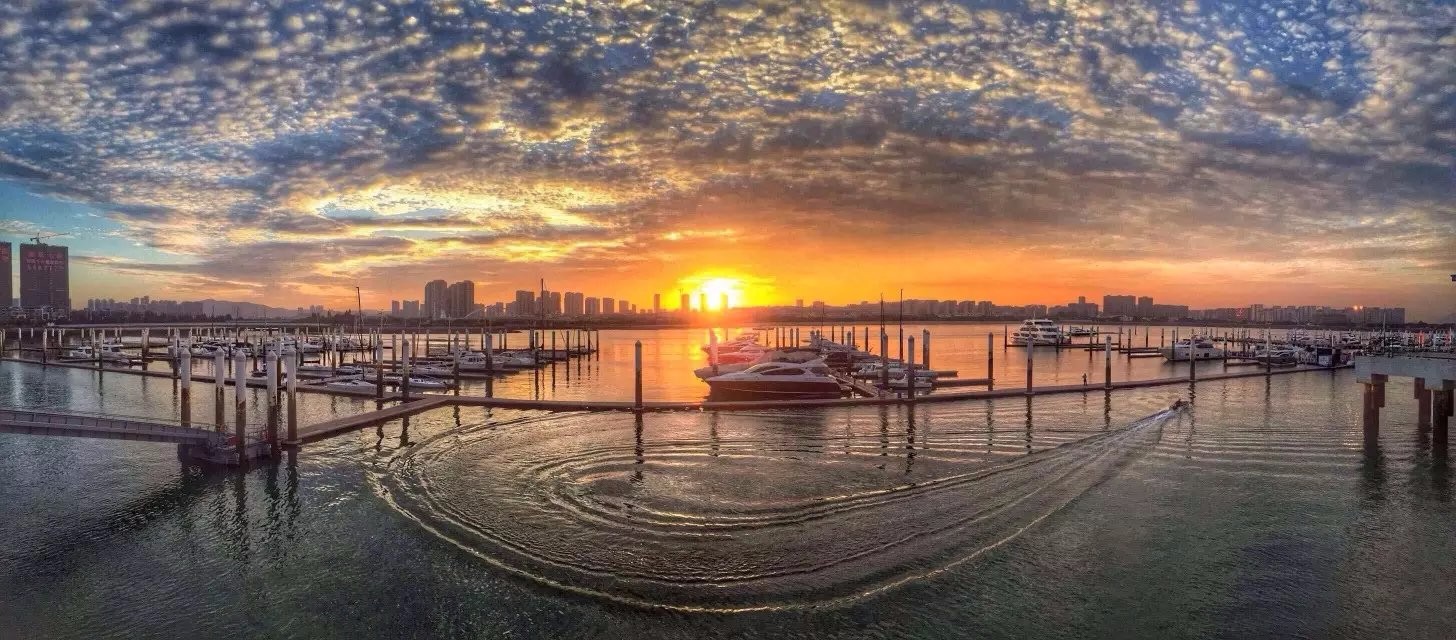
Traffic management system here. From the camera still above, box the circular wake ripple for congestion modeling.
[376,407,1175,611]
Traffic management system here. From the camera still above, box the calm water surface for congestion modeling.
[1,327,1451,638]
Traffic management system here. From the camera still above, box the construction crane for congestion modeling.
[30,232,69,245]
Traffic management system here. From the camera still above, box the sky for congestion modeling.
[0,1,1453,319]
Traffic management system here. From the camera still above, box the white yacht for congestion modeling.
[385,374,452,389]
[852,361,936,381]
[1250,344,1300,366]
[705,360,844,400]
[1011,319,1066,346]
[454,351,534,371]
[884,370,934,390]
[66,343,133,364]
[320,378,375,392]
[693,350,821,380]
[1161,337,1224,361]
[1065,326,1095,337]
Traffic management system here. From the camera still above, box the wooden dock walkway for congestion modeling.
[288,396,451,444]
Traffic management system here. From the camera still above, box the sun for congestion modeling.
[696,277,742,310]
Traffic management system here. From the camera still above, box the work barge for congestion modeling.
[0,322,1366,467]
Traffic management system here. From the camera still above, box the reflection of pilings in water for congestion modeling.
[710,412,720,458]
[904,406,916,475]
[286,448,300,542]
[1024,396,1034,454]
[232,471,249,565]
[632,413,645,483]
[879,404,890,457]
[401,416,413,448]
[1103,390,1112,432]
[0,470,224,582]
[985,400,995,459]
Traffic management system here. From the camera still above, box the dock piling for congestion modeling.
[401,337,411,401]
[180,349,192,427]
[986,333,994,391]
[634,340,643,411]
[286,352,298,443]
[233,353,247,448]
[906,337,917,402]
[213,351,225,431]
[1416,378,1431,431]
[922,330,930,370]
[1432,385,1451,457]
[1104,336,1113,389]
[266,347,279,443]
[1025,334,1034,396]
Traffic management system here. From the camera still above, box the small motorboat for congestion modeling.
[320,378,375,392]
[385,374,452,389]
[884,370,934,390]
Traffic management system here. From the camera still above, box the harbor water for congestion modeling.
[1,326,1452,638]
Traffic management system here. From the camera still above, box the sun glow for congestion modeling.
[697,277,742,310]
[676,272,775,311]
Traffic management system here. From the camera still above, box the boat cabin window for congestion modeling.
[761,367,805,376]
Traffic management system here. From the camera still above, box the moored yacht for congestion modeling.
[693,349,820,380]
[1011,319,1066,346]
[705,360,844,400]
[65,343,133,364]
[1161,337,1224,361]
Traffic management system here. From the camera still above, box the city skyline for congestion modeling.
[74,278,1413,328]
[0,2,1453,321]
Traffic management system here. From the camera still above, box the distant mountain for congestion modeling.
[190,299,309,318]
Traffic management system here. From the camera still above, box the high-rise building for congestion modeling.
[19,242,69,310]
[585,297,600,315]
[0,242,10,309]
[620,300,630,314]
[446,280,475,318]
[699,293,708,312]
[546,291,562,315]
[602,297,615,314]
[514,290,536,317]
[1102,294,1136,317]
[680,293,690,312]
[1136,296,1153,316]
[423,279,448,319]
[653,293,661,314]
[390,300,401,316]
[564,292,584,316]
[402,300,420,317]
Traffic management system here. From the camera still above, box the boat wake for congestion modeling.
[373,406,1177,612]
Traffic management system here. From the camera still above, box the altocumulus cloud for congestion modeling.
[0,0,1452,306]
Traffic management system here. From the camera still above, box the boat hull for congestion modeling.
[706,380,844,401]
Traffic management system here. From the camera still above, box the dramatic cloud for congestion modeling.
[1,0,1452,316]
